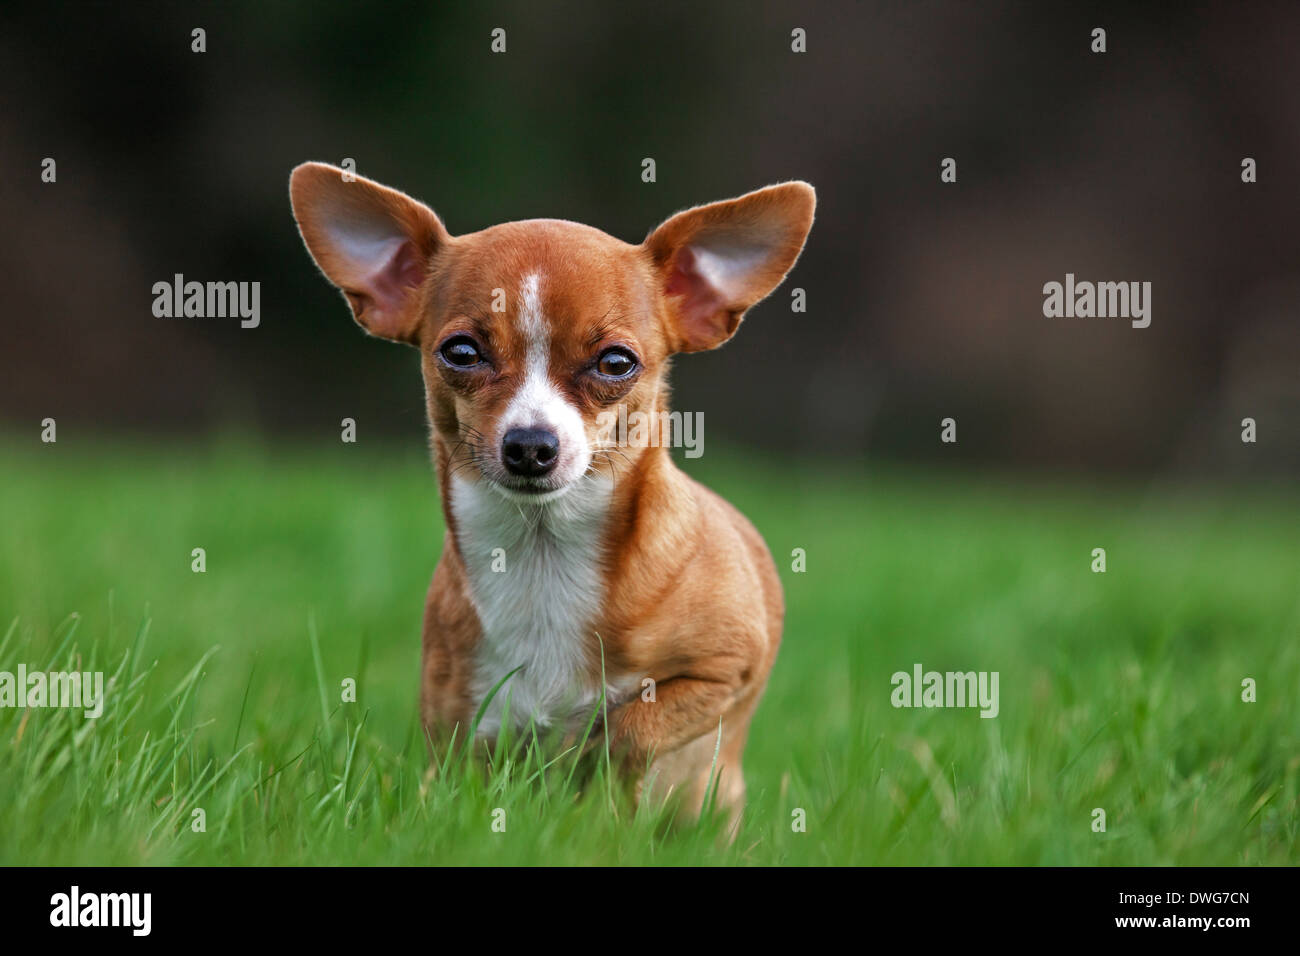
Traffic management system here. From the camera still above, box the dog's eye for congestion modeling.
[439,336,483,368]
[595,348,637,378]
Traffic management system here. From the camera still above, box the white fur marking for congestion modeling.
[499,273,591,487]
[454,475,631,735]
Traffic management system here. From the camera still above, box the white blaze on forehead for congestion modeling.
[517,272,548,379]
[500,272,590,485]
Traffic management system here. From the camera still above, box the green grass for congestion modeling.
[0,435,1296,864]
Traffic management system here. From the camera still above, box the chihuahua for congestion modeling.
[290,163,814,819]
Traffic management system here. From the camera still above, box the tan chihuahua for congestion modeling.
[290,163,814,819]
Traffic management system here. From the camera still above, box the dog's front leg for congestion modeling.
[608,673,746,770]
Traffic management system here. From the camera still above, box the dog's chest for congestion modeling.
[450,477,630,736]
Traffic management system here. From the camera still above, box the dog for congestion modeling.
[289,162,814,820]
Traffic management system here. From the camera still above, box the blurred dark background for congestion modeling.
[2,0,1297,475]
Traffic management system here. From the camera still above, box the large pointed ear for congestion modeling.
[643,182,815,353]
[289,162,450,344]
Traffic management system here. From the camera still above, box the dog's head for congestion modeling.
[290,162,814,502]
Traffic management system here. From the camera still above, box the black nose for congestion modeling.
[502,428,560,477]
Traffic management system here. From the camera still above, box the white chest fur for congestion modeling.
[450,475,628,736]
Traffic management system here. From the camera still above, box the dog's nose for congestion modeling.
[502,427,560,477]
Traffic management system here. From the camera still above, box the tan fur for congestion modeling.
[289,162,815,822]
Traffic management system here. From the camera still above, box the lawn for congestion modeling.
[0,435,1296,864]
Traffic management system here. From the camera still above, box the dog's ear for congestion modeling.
[643,182,815,353]
[289,162,450,344]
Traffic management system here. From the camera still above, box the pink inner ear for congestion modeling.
[346,237,426,338]
[666,246,728,345]
[365,239,425,313]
